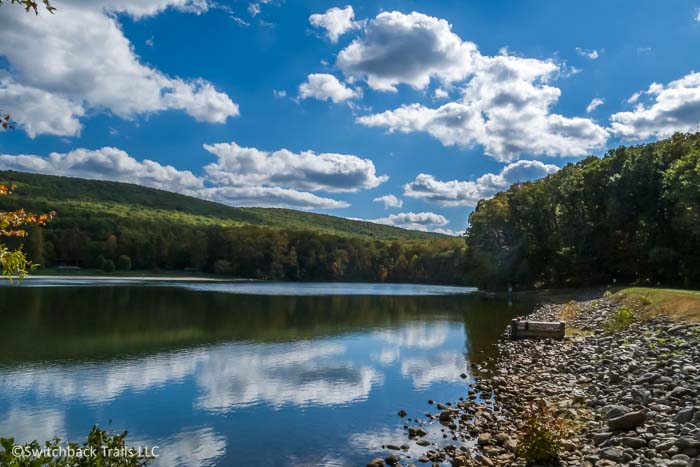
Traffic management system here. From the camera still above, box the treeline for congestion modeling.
[464,133,700,290]
[16,223,466,284]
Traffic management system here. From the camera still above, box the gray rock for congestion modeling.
[621,437,646,448]
[673,406,696,423]
[600,448,625,462]
[605,405,631,419]
[608,410,646,430]
[636,372,659,384]
[366,458,385,467]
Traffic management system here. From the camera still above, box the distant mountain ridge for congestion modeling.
[0,170,442,241]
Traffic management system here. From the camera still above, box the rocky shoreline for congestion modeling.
[367,297,700,466]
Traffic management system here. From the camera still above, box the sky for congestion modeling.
[1,0,700,236]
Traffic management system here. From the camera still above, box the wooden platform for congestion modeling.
[509,319,565,340]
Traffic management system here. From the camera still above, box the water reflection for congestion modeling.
[0,283,530,466]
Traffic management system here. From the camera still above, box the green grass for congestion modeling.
[0,170,446,241]
[615,287,700,323]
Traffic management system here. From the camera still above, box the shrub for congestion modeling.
[102,259,115,273]
[603,305,636,333]
[117,255,131,271]
[518,400,565,466]
[0,426,153,466]
[559,300,581,321]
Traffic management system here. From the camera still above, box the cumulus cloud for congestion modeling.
[610,72,700,139]
[348,12,608,161]
[369,211,449,231]
[696,8,700,21]
[0,142,377,210]
[0,147,204,193]
[575,47,599,59]
[298,74,358,103]
[586,97,605,113]
[0,0,238,137]
[198,186,349,210]
[373,194,403,209]
[337,11,478,92]
[403,160,559,207]
[203,142,387,192]
[309,6,361,43]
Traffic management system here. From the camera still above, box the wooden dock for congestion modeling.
[509,319,565,340]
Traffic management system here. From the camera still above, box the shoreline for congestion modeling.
[367,294,700,466]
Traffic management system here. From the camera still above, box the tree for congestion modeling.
[117,254,132,271]
[0,185,54,278]
[0,0,54,14]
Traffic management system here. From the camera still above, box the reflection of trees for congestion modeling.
[462,298,533,366]
[0,286,526,363]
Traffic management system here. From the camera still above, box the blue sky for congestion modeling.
[1,0,700,235]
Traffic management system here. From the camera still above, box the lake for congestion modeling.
[0,281,531,466]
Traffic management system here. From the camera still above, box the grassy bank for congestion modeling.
[616,287,700,322]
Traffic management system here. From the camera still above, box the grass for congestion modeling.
[615,287,700,323]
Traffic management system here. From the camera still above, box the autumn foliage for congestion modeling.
[0,184,54,279]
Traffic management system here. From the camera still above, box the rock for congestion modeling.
[407,426,427,438]
[439,410,453,423]
[366,458,385,467]
[561,440,577,451]
[477,433,492,446]
[416,439,430,447]
[605,405,631,420]
[608,410,646,430]
[459,373,468,379]
[397,409,407,418]
[592,432,613,445]
[667,386,694,399]
[384,454,399,466]
[386,444,400,451]
[621,437,646,449]
[451,455,468,466]
[673,406,695,423]
[473,453,493,466]
[600,448,625,462]
[636,372,659,384]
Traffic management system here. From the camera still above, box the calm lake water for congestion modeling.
[0,282,531,466]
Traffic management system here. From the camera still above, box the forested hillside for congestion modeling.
[0,171,466,283]
[464,133,700,290]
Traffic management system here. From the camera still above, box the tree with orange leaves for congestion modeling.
[0,185,54,279]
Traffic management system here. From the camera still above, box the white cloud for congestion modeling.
[586,97,605,113]
[610,72,700,139]
[203,142,387,192]
[348,12,608,161]
[375,323,448,349]
[309,6,361,43]
[369,211,449,231]
[403,160,559,207]
[0,144,364,210]
[433,87,450,100]
[575,47,599,59]
[0,79,84,137]
[273,89,287,98]
[248,3,261,16]
[148,428,226,467]
[372,194,403,209]
[198,186,349,210]
[0,147,204,193]
[627,91,643,104]
[0,0,238,137]
[401,352,467,389]
[298,74,358,103]
[696,8,700,21]
[337,11,478,92]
